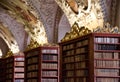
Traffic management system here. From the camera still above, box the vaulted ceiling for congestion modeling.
[0,0,119,57]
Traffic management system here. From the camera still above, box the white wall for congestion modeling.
[58,14,71,42]
[115,1,120,27]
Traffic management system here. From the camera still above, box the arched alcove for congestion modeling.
[0,37,9,57]
[58,14,71,42]
[0,6,28,51]
[0,23,20,53]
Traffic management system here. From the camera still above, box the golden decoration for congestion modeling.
[61,22,91,42]
[25,38,59,51]
[94,22,120,33]
[5,50,13,58]
[25,39,40,51]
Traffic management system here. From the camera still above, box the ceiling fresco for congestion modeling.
[0,0,48,46]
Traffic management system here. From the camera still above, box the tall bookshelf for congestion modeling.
[5,55,24,82]
[24,46,59,82]
[0,58,5,82]
[59,33,120,82]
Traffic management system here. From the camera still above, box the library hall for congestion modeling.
[0,0,120,82]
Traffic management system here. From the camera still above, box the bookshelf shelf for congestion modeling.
[96,76,120,78]
[95,67,120,69]
[59,33,120,82]
[95,50,120,52]
[24,46,59,82]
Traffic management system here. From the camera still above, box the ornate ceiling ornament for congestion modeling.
[94,22,120,33]
[0,0,48,47]
[61,22,91,42]
[55,0,104,31]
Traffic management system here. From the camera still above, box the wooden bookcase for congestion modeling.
[24,46,59,82]
[59,33,120,82]
[0,58,5,82]
[5,55,24,82]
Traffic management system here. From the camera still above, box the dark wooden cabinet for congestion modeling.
[0,58,5,82]
[24,46,60,82]
[59,33,120,82]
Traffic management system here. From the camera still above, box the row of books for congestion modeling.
[6,67,24,73]
[42,49,58,54]
[15,62,24,66]
[95,60,119,67]
[6,74,12,78]
[96,78,120,82]
[6,59,13,63]
[63,56,74,63]
[64,63,74,69]
[27,64,38,71]
[41,79,58,82]
[6,73,24,78]
[63,40,89,51]
[76,78,87,82]
[6,64,13,68]
[27,72,38,77]
[64,71,74,77]
[26,51,39,57]
[76,39,88,47]
[95,44,119,50]
[27,79,37,82]
[6,57,24,63]
[75,70,88,76]
[63,78,74,82]
[64,50,88,59]
[94,37,119,43]
[15,57,24,61]
[14,79,24,82]
[14,73,24,78]
[95,69,119,76]
[42,63,58,69]
[6,69,12,73]
[64,50,74,56]
[63,77,87,82]
[42,71,58,76]
[75,55,86,61]
[63,44,74,50]
[42,55,57,61]
[64,62,87,69]
[95,52,119,59]
[76,47,88,54]
[27,57,38,64]
[5,80,12,82]
[75,62,87,68]
[15,68,24,72]
[6,79,24,82]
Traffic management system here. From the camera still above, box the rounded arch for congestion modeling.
[0,6,29,51]
[0,23,20,54]
[58,14,71,42]
[0,37,9,58]
[53,6,64,43]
